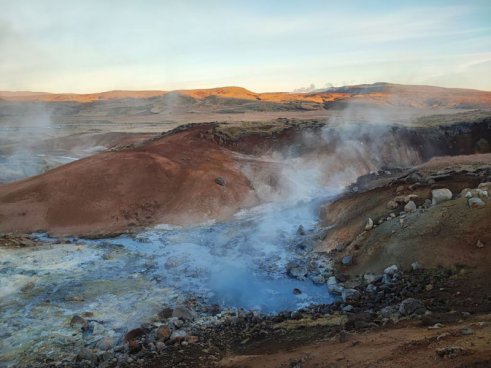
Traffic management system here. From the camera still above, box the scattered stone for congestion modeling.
[459,327,474,336]
[296,225,306,236]
[363,273,380,284]
[342,305,354,313]
[286,261,308,280]
[366,284,377,293]
[77,348,97,364]
[70,315,88,330]
[425,284,433,291]
[396,185,405,194]
[384,265,399,275]
[125,328,146,343]
[327,276,344,295]
[186,335,199,344]
[158,307,173,319]
[436,332,450,341]
[97,337,114,351]
[156,326,171,341]
[468,197,485,208]
[428,323,445,329]
[478,189,488,199]
[399,298,426,316]
[365,218,374,231]
[214,177,225,186]
[386,200,398,210]
[341,255,353,266]
[335,243,346,252]
[436,346,467,359]
[342,288,360,303]
[411,261,422,271]
[172,306,195,321]
[404,200,417,213]
[478,182,490,190]
[169,329,187,344]
[311,275,325,285]
[431,188,452,205]
[476,240,484,249]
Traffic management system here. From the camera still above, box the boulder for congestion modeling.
[156,326,171,341]
[384,265,399,275]
[399,298,426,316]
[286,261,308,280]
[431,188,452,205]
[468,197,485,209]
[404,201,417,213]
[342,288,360,303]
[327,276,344,295]
[169,329,187,343]
[172,306,195,321]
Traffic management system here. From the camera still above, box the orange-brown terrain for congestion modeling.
[1,83,491,368]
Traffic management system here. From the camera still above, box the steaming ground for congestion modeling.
[0,190,339,366]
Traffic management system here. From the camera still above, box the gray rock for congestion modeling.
[286,261,308,280]
[342,305,354,312]
[399,298,426,316]
[311,275,326,284]
[77,348,97,364]
[169,329,187,343]
[468,197,486,208]
[476,240,484,249]
[336,243,346,252]
[431,188,452,205]
[172,306,195,321]
[363,273,381,284]
[342,288,360,302]
[366,284,377,293]
[384,265,399,275]
[365,218,374,231]
[379,306,398,319]
[327,276,344,295]
[404,200,417,213]
[411,261,423,271]
[341,255,353,266]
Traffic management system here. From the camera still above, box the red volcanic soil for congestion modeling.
[0,124,259,236]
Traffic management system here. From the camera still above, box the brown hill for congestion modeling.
[0,124,259,236]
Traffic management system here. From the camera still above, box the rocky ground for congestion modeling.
[20,162,487,368]
[1,84,491,367]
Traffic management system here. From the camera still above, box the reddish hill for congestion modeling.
[0,124,258,236]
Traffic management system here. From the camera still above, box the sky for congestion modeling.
[0,0,490,93]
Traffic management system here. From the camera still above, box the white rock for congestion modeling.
[384,265,399,275]
[404,201,417,213]
[365,218,374,231]
[432,188,452,205]
[468,197,486,208]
